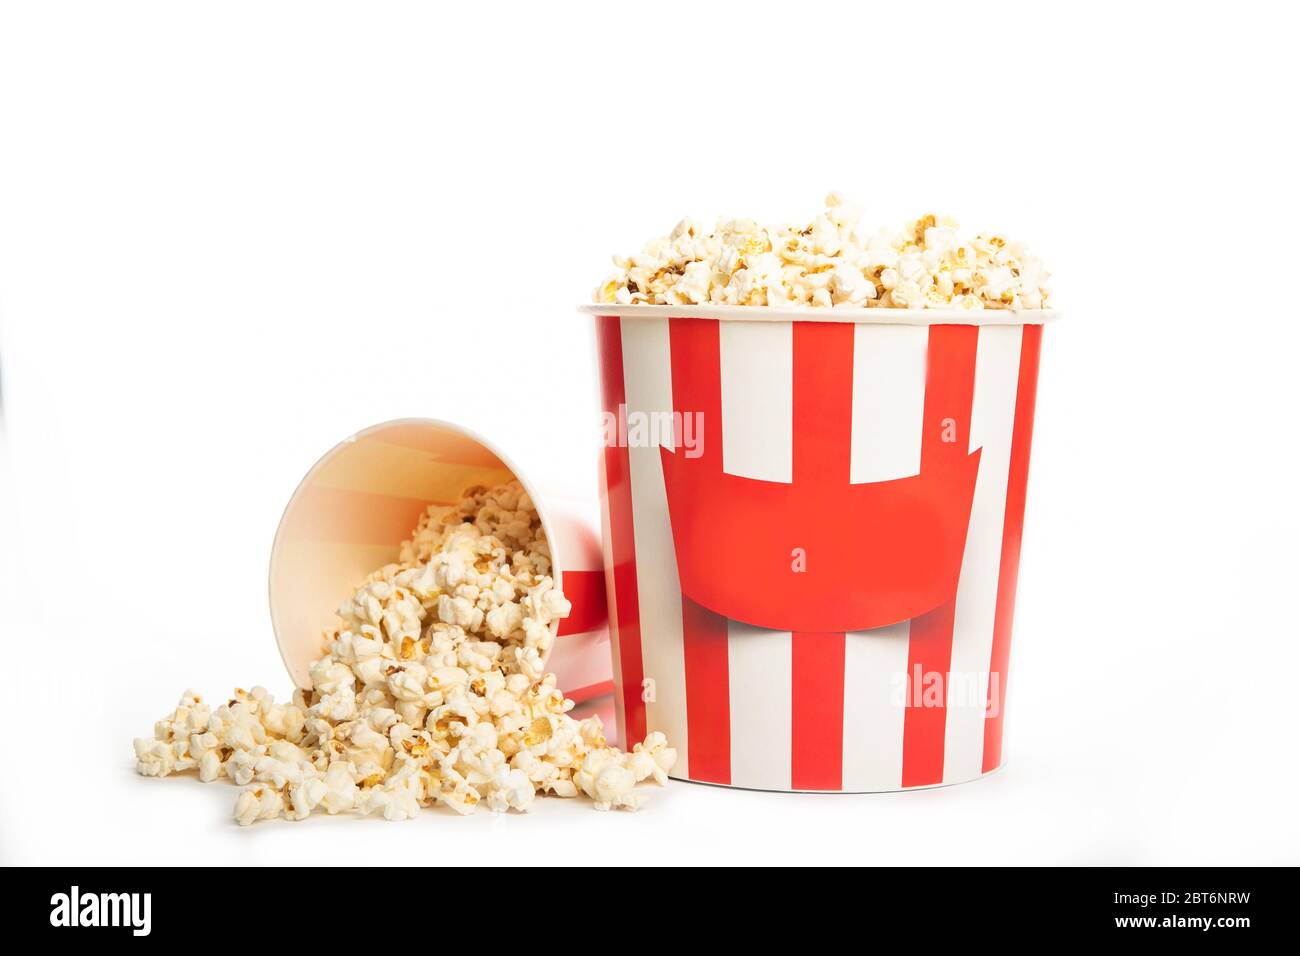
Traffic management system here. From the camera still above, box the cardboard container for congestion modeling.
[583,304,1055,790]
[268,418,613,702]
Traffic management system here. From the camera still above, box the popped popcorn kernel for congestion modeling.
[593,194,1052,311]
[134,480,676,823]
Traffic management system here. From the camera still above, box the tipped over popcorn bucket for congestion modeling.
[583,304,1054,790]
[269,419,613,704]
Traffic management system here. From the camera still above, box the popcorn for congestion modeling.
[234,785,286,827]
[134,481,677,824]
[594,194,1052,310]
[319,762,359,814]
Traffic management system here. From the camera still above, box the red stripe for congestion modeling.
[789,322,854,790]
[902,603,957,786]
[791,632,846,789]
[667,318,726,470]
[982,324,1043,772]
[901,325,979,788]
[668,317,731,783]
[792,323,855,488]
[555,569,608,636]
[680,596,731,783]
[595,316,646,750]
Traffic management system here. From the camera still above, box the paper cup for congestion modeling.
[583,304,1055,790]
[269,418,613,702]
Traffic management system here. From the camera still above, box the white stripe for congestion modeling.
[850,324,927,483]
[720,321,793,481]
[840,323,926,790]
[596,458,626,747]
[727,620,792,789]
[620,316,690,767]
[942,325,1023,783]
[842,621,910,790]
[716,321,794,788]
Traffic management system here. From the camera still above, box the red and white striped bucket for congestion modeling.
[583,304,1054,791]
[268,418,614,704]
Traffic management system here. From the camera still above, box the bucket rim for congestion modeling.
[579,303,1058,325]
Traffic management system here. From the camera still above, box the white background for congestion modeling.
[2,1,1297,866]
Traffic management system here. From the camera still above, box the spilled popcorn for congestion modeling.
[594,193,1051,310]
[134,481,676,823]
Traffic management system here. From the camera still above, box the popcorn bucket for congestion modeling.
[269,418,613,703]
[583,304,1054,790]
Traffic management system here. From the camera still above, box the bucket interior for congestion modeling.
[269,419,544,689]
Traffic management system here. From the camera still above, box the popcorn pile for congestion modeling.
[594,194,1051,310]
[134,481,676,824]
